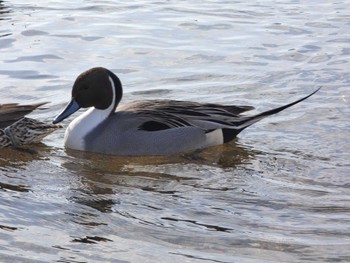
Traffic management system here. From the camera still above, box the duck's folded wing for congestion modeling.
[0,102,48,129]
[119,100,254,131]
[132,88,319,142]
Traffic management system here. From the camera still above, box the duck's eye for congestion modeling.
[82,85,89,90]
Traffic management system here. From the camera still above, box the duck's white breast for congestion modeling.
[64,108,109,150]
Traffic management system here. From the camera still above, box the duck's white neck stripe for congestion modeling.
[64,76,116,150]
[107,76,117,114]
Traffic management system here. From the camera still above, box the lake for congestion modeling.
[0,0,349,262]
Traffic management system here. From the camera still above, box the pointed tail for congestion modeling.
[222,87,321,142]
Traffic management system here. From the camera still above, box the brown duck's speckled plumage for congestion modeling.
[0,103,61,148]
[0,130,12,148]
[3,117,61,147]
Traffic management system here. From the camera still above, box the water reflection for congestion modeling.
[0,0,11,41]
[42,143,257,253]
[0,145,55,192]
[71,235,113,244]
[63,140,256,172]
[55,142,257,236]
[0,181,29,192]
[59,142,256,200]
[0,69,58,79]
[0,144,54,166]
[0,1,11,20]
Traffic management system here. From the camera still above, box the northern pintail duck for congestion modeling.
[0,102,61,148]
[53,67,319,156]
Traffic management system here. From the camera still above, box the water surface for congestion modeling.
[0,1,349,262]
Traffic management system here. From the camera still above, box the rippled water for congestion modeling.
[1,1,350,262]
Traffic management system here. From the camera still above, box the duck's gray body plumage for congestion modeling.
[53,67,320,156]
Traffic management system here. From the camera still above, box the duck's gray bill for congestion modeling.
[53,99,80,124]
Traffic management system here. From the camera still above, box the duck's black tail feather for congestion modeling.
[222,87,321,143]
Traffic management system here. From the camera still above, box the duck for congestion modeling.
[53,67,320,156]
[0,102,61,149]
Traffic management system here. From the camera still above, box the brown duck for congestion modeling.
[0,102,60,148]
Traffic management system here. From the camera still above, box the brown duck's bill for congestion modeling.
[53,99,80,124]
